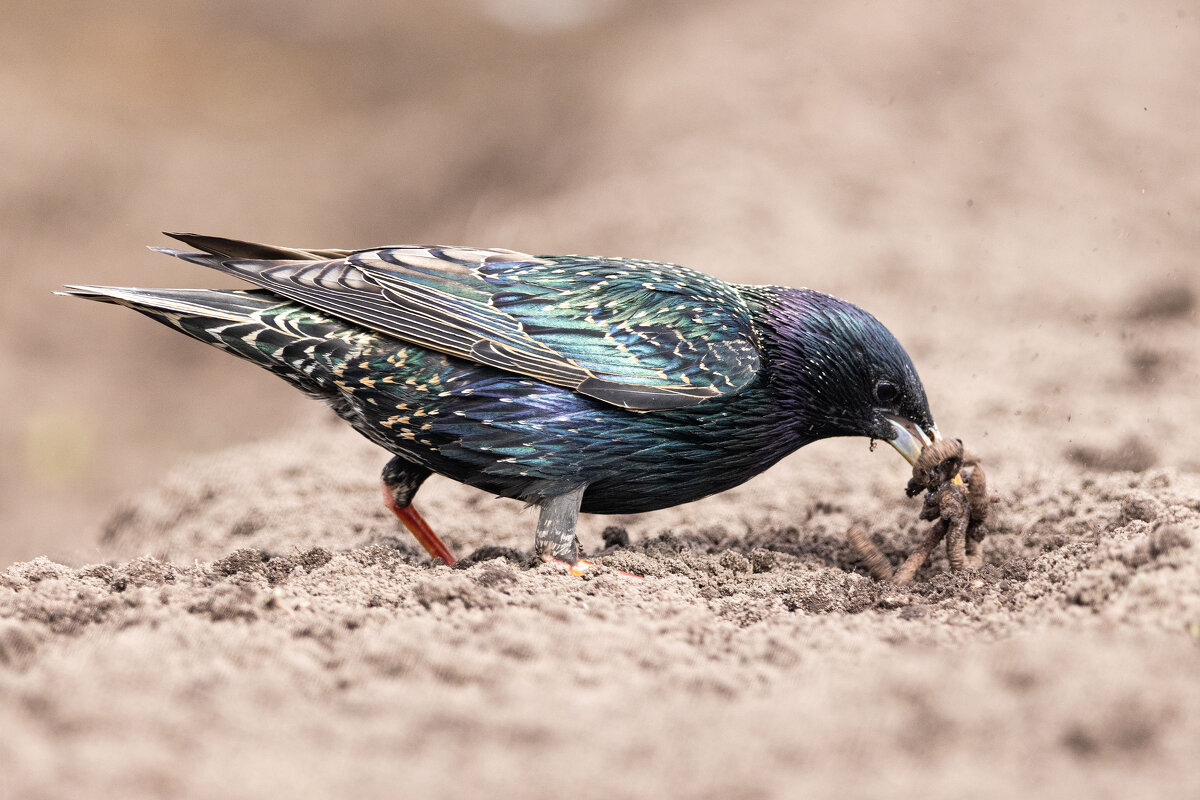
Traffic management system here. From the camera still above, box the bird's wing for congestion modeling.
[160,234,761,411]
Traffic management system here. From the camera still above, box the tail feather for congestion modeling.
[58,285,278,321]
[161,232,353,263]
[58,285,365,392]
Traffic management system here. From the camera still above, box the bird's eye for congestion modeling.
[874,380,900,405]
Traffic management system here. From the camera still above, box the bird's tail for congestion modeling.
[59,285,280,323]
[58,285,364,394]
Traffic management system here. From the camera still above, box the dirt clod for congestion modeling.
[601,526,631,548]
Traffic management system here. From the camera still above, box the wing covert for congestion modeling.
[165,238,761,411]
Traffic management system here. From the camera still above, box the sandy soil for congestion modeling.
[2,1,1199,798]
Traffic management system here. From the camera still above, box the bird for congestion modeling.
[61,233,939,572]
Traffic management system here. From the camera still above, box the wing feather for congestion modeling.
[159,235,760,410]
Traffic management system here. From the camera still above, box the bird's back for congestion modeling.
[156,234,764,411]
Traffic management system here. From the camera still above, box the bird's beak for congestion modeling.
[884,414,936,466]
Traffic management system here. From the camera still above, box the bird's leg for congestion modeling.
[381,456,458,565]
[535,485,588,575]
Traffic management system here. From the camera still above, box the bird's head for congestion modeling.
[754,287,938,465]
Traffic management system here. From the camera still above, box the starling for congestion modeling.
[61,234,939,571]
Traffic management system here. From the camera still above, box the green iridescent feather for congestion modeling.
[159,234,760,410]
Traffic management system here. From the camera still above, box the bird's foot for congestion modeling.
[540,553,597,576]
[539,553,644,580]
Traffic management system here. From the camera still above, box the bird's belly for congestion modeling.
[429,412,786,514]
[334,345,799,512]
[577,456,771,514]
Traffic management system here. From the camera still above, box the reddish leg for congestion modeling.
[380,481,458,565]
[380,458,637,575]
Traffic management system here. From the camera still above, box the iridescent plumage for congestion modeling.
[62,234,938,567]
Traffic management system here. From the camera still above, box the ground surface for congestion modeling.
[2,1,1199,798]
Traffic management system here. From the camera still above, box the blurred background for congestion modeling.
[2,0,1197,565]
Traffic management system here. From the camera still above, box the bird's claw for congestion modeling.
[540,554,596,576]
[539,554,644,579]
